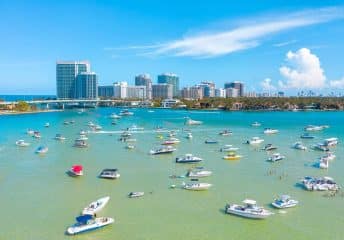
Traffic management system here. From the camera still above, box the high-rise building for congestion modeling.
[127,86,146,99]
[56,61,90,99]
[224,81,244,97]
[135,74,152,99]
[181,87,191,99]
[198,81,215,98]
[215,88,226,98]
[98,85,114,98]
[75,72,98,99]
[114,82,128,99]
[189,86,203,99]
[157,73,179,97]
[226,88,239,98]
[152,83,173,99]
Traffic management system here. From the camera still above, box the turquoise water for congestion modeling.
[0,109,344,239]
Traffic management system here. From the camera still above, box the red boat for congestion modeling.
[68,165,83,177]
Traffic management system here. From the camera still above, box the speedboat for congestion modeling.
[184,117,202,125]
[176,154,203,163]
[267,153,285,162]
[251,122,261,127]
[312,143,329,152]
[318,158,329,169]
[263,128,279,134]
[74,139,89,148]
[126,144,135,149]
[300,133,315,139]
[162,137,180,145]
[109,113,121,119]
[225,199,273,219]
[15,139,30,147]
[182,182,212,191]
[44,122,50,128]
[128,192,144,198]
[127,124,144,131]
[77,135,88,141]
[271,195,298,209]
[223,152,242,160]
[87,121,95,127]
[150,145,176,155]
[79,130,87,135]
[247,137,264,145]
[186,132,193,139]
[167,131,177,137]
[99,169,120,179]
[121,131,131,137]
[82,196,110,215]
[186,168,212,178]
[205,139,218,144]
[220,145,239,152]
[300,176,340,191]
[66,215,114,235]
[293,142,307,150]
[91,125,102,131]
[219,130,232,136]
[304,125,326,131]
[33,131,41,139]
[320,152,336,161]
[323,138,338,147]
[26,129,34,135]
[35,146,48,154]
[54,134,66,141]
[68,165,83,177]
[262,144,277,151]
[119,109,134,116]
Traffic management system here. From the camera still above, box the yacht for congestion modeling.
[251,122,261,127]
[312,143,329,152]
[182,182,212,191]
[119,109,134,116]
[82,196,110,215]
[205,139,218,144]
[68,165,83,177]
[271,195,298,209]
[247,137,264,145]
[323,138,338,147]
[293,142,307,150]
[184,117,202,125]
[186,168,212,178]
[223,152,242,160]
[263,128,279,134]
[150,145,176,155]
[54,134,66,141]
[300,176,340,191]
[66,215,114,235]
[128,192,144,198]
[262,144,277,151]
[109,113,121,119]
[225,199,273,219]
[304,125,327,131]
[267,153,285,162]
[74,139,89,148]
[176,154,203,163]
[33,131,41,139]
[220,145,239,152]
[318,158,329,169]
[162,138,180,145]
[219,130,232,136]
[300,133,315,139]
[99,169,120,179]
[15,139,30,147]
[186,132,193,139]
[35,146,48,154]
[320,152,336,161]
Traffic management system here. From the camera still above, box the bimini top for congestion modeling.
[76,214,93,224]
[243,199,257,205]
[72,165,83,172]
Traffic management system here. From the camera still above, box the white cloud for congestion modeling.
[279,48,326,89]
[273,40,297,47]
[261,78,276,91]
[110,7,344,58]
[329,77,344,88]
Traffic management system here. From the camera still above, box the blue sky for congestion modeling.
[1,0,344,95]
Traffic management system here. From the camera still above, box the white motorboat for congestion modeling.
[15,139,30,147]
[251,122,261,127]
[263,128,279,134]
[87,121,95,127]
[82,196,110,215]
[150,145,176,155]
[300,133,315,139]
[74,139,89,148]
[301,176,340,191]
[79,130,87,135]
[262,144,277,151]
[92,125,102,131]
[320,152,336,161]
[109,113,121,119]
[66,215,114,235]
[225,199,273,219]
[26,129,34,135]
[184,117,202,125]
[182,182,212,191]
[268,153,285,162]
[77,135,88,141]
[121,131,132,138]
[54,134,66,141]
[271,195,298,209]
[99,169,120,179]
[128,192,144,198]
[318,158,329,169]
[44,122,50,128]
[127,124,144,131]
[162,137,180,145]
[312,143,329,152]
[220,145,239,152]
[176,154,203,163]
[186,168,212,178]
[293,142,307,150]
[304,125,326,131]
[186,132,193,139]
[219,130,232,136]
[126,144,135,149]
[119,109,134,116]
[247,137,264,145]
[35,146,48,154]
[323,137,338,147]
[33,131,41,139]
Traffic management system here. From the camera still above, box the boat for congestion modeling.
[121,131,132,138]
[128,192,144,198]
[186,132,193,139]
[26,129,34,135]
[119,109,134,116]
[182,182,212,191]
[66,214,114,235]
[205,139,218,144]
[68,165,83,177]
[262,144,277,151]
[44,122,50,128]
[225,199,273,219]
[219,130,232,136]
[64,121,70,125]
[293,142,307,150]
[318,158,329,169]
[15,139,30,147]
[79,130,87,135]
[186,168,212,178]
[74,139,89,148]
[323,138,338,147]
[184,117,202,125]
[126,144,135,149]
[312,143,329,152]
[99,169,120,179]
[87,121,95,127]
[35,146,48,154]
[267,153,285,162]
[220,145,239,152]
[263,128,279,134]
[271,195,298,209]
[320,152,336,161]
[150,145,176,155]
[176,154,203,163]
[304,125,326,131]
[167,131,177,137]
[300,176,340,191]
[33,131,41,139]
[82,196,110,215]
[111,121,117,125]
[251,122,261,127]
[77,135,88,141]
[109,113,121,119]
[300,133,315,139]
[54,134,66,141]
[246,137,264,145]
[223,151,242,160]
[162,137,180,145]
[127,124,144,131]
[91,125,102,131]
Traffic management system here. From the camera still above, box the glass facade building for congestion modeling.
[157,73,179,98]
[75,72,98,99]
[135,74,152,99]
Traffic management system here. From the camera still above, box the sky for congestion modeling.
[0,0,344,95]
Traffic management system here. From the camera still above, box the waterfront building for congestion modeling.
[98,85,114,98]
[127,85,146,99]
[224,81,244,97]
[114,82,128,99]
[244,91,257,98]
[56,61,90,99]
[152,83,173,99]
[157,73,179,97]
[198,81,215,98]
[75,72,98,99]
[135,74,152,99]
[161,99,181,108]
[190,86,204,100]
[226,88,239,98]
[181,87,191,99]
[215,88,226,98]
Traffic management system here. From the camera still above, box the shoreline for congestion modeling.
[0,109,63,116]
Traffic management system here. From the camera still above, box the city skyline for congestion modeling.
[1,1,344,95]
